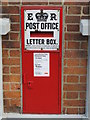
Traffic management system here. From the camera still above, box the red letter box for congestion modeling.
[21,6,63,114]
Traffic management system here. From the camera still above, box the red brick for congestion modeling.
[80,76,86,83]
[64,2,89,5]
[10,33,20,40]
[3,75,20,82]
[67,25,79,32]
[68,6,81,14]
[64,67,87,74]
[67,59,79,66]
[4,91,21,99]
[4,99,10,107]
[64,84,86,91]
[4,106,21,113]
[2,41,20,48]
[2,6,19,14]
[2,50,8,57]
[81,16,90,19]
[3,83,10,91]
[63,92,66,99]
[80,92,86,99]
[83,6,89,14]
[64,100,85,107]
[10,99,21,107]
[11,83,20,91]
[10,67,20,74]
[66,92,78,99]
[10,15,20,22]
[64,76,66,83]
[64,42,67,49]
[11,24,20,31]
[64,59,67,66]
[3,58,20,65]
[10,50,20,57]
[67,108,78,114]
[65,33,88,41]
[64,26,67,32]
[9,75,20,82]
[68,42,80,49]
[81,42,88,49]
[3,66,9,74]
[49,0,62,5]
[65,16,80,23]
[65,50,87,58]
[65,6,67,14]
[67,76,79,83]
[3,75,9,82]
[22,2,48,5]
[80,59,87,66]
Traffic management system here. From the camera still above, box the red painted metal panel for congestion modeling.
[21,6,63,114]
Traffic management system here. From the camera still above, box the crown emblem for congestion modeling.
[35,10,48,22]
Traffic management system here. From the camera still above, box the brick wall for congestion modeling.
[63,2,89,114]
[1,0,89,114]
[1,1,21,113]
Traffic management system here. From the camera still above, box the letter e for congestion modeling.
[27,13,33,20]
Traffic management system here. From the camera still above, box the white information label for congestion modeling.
[34,53,49,77]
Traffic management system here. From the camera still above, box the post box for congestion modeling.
[21,6,63,114]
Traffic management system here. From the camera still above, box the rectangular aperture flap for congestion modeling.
[30,31,53,37]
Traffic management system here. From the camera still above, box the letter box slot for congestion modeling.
[30,31,53,37]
